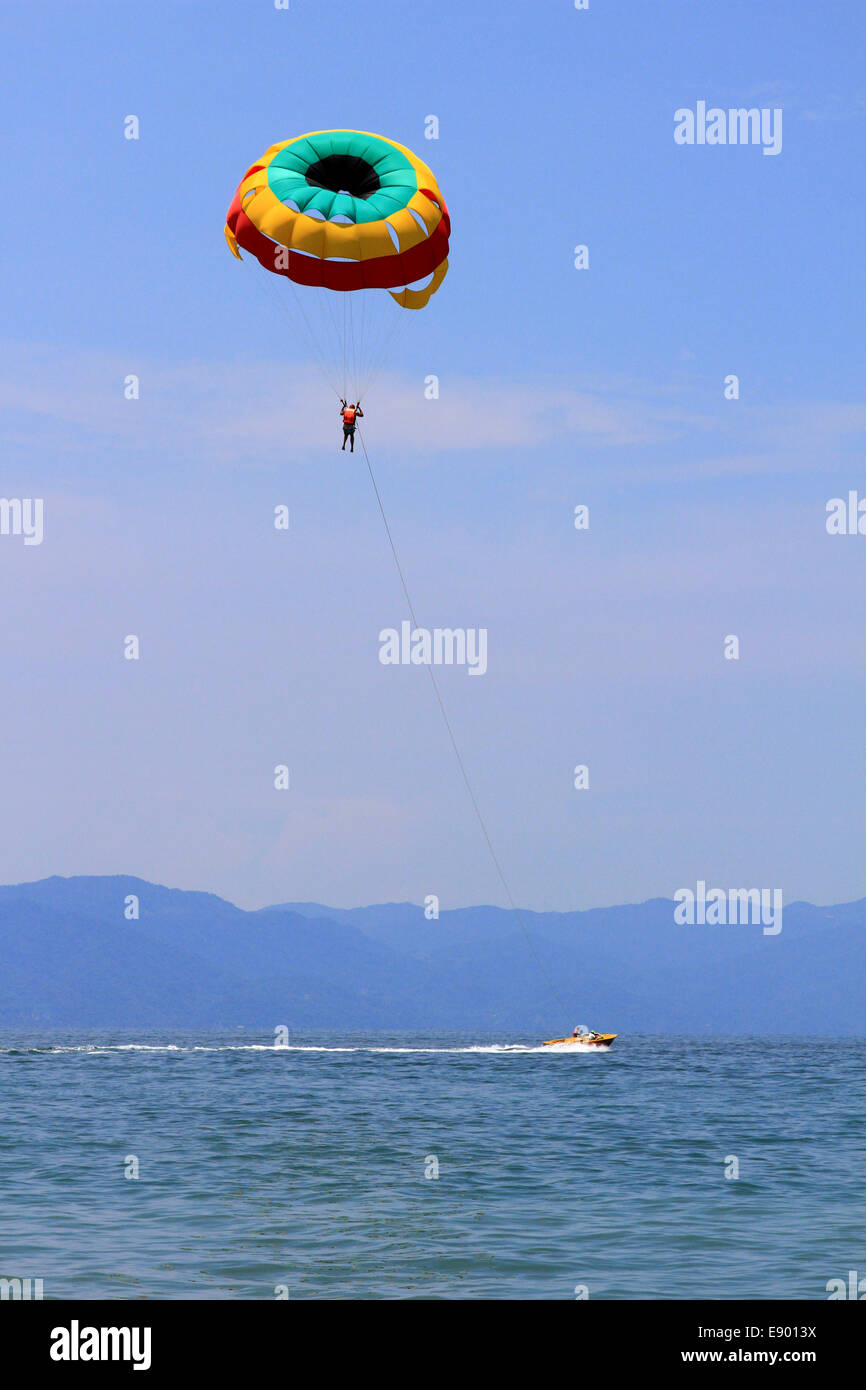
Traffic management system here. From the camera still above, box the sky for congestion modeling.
[1,0,864,912]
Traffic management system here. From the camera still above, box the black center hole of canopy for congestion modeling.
[305,154,380,199]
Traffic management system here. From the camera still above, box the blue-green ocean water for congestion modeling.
[1,1033,862,1300]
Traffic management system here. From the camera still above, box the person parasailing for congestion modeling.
[339,398,363,452]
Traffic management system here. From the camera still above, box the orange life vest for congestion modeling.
[343,407,356,425]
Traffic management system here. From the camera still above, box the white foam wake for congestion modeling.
[18,1041,610,1057]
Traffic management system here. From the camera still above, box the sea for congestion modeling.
[1,1032,862,1300]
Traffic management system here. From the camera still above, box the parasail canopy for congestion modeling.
[225,129,450,311]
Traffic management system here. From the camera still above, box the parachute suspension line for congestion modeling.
[352,293,366,398]
[348,291,357,399]
[341,291,348,403]
[346,311,354,401]
[355,427,571,1030]
[319,287,346,398]
[277,277,333,391]
[360,303,413,401]
[340,291,347,397]
[356,289,367,393]
[358,306,393,400]
[254,262,414,408]
[262,267,342,399]
[355,294,365,396]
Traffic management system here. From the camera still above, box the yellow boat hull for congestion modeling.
[542,1033,617,1048]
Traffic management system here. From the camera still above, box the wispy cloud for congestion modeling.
[1,342,864,487]
[801,91,866,122]
[0,340,712,465]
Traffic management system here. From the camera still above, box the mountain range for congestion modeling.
[0,876,863,1032]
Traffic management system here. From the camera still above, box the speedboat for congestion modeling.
[542,1032,617,1049]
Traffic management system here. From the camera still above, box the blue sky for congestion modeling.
[1,0,864,911]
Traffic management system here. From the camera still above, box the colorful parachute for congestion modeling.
[225,129,450,311]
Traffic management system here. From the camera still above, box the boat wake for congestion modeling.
[4,1042,611,1057]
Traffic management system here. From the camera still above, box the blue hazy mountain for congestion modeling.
[0,876,863,1032]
